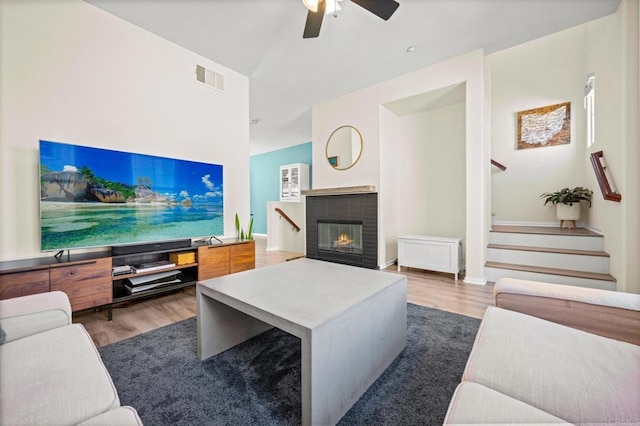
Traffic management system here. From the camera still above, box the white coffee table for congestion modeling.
[197,258,407,426]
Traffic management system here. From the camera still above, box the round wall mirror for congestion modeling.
[325,125,363,170]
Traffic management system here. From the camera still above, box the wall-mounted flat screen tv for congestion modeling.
[39,140,223,251]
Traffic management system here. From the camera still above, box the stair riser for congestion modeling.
[487,248,610,274]
[485,267,616,291]
[489,232,603,251]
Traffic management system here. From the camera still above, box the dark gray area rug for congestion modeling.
[99,303,480,425]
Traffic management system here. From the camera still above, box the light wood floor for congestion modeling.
[74,236,494,347]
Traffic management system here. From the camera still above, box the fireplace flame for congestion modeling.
[335,233,353,246]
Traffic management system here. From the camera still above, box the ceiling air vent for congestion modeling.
[195,64,224,91]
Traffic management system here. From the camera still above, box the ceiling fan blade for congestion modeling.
[303,1,326,38]
[351,0,399,20]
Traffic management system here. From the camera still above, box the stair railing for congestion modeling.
[275,208,301,232]
[590,151,621,202]
[491,159,507,171]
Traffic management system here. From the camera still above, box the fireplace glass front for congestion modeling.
[317,221,363,255]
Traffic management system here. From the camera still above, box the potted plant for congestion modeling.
[540,187,592,228]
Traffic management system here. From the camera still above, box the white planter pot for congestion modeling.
[556,203,581,220]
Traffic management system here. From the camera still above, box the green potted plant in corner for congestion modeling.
[540,187,592,229]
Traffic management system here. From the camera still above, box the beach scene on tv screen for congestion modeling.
[39,140,224,251]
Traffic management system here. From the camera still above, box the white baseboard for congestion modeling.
[266,247,280,252]
[380,259,397,270]
[463,276,488,285]
[584,224,604,234]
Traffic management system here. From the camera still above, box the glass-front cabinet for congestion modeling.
[279,163,309,202]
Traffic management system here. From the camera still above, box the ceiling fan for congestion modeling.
[302,0,400,39]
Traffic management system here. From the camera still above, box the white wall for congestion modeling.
[0,1,250,261]
[312,50,489,284]
[584,0,639,293]
[266,201,305,253]
[489,25,589,225]
[394,103,466,242]
[379,107,400,268]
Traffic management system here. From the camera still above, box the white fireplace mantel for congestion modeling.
[301,185,376,197]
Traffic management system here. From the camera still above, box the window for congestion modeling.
[584,73,595,147]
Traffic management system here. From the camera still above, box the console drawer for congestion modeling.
[0,268,50,299]
[198,246,230,280]
[50,257,112,311]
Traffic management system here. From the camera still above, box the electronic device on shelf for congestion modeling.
[131,260,175,274]
[125,270,183,293]
[112,265,133,276]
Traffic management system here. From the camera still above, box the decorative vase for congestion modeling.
[556,203,580,229]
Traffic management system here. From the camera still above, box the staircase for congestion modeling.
[485,225,616,290]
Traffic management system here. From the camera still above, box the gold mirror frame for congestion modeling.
[325,125,363,170]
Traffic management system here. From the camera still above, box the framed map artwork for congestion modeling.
[517,102,571,150]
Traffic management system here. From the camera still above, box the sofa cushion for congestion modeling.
[0,291,72,320]
[0,310,72,344]
[77,406,143,426]
[463,307,640,424]
[0,324,120,425]
[0,291,72,344]
[444,382,569,424]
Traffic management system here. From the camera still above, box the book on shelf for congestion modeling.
[131,260,175,273]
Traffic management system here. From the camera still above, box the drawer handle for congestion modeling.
[52,260,98,269]
[0,267,48,276]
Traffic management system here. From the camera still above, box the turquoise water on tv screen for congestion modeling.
[41,202,223,251]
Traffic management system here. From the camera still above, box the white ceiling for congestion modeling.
[85,0,620,155]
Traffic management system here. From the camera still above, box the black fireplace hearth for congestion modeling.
[306,193,377,268]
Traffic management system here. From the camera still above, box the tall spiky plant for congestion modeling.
[235,213,254,241]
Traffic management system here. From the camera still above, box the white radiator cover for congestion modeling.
[397,235,464,280]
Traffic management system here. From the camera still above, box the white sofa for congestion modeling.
[0,291,142,425]
[444,278,640,425]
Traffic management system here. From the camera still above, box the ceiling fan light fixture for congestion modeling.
[325,0,342,16]
[302,0,320,13]
[303,0,398,39]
